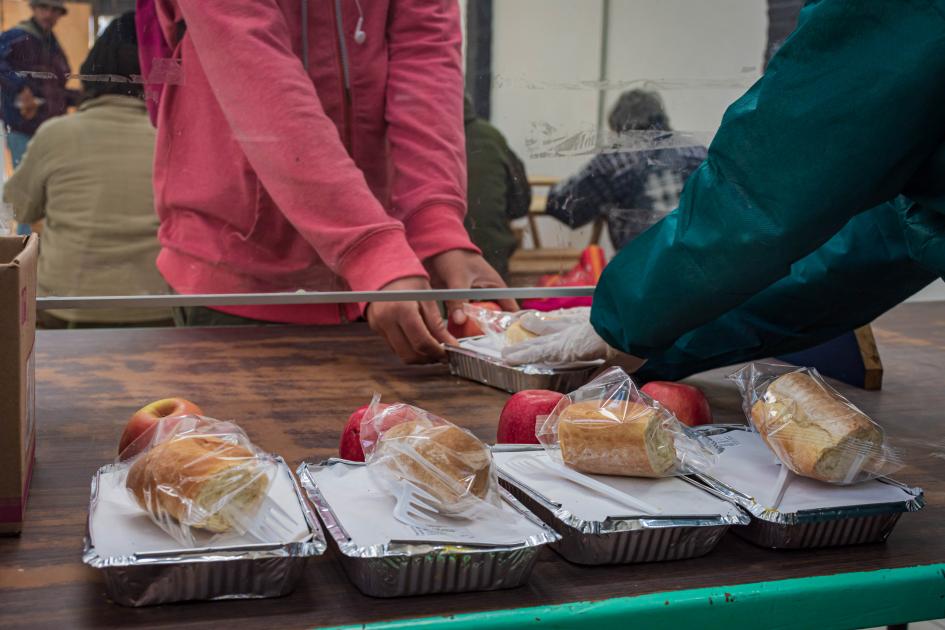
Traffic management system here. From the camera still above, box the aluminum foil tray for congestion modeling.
[493,446,748,565]
[446,342,599,394]
[692,425,925,549]
[298,460,559,598]
[82,457,327,607]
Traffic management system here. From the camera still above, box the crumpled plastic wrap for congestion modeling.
[536,367,720,477]
[359,395,503,517]
[728,362,903,485]
[117,415,278,547]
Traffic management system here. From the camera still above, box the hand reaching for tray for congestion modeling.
[501,308,647,371]
[367,277,456,364]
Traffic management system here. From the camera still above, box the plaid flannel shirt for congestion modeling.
[546,136,707,249]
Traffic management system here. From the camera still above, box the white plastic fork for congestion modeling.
[391,480,509,528]
[505,456,662,515]
[392,481,442,527]
[767,457,794,510]
[235,496,302,543]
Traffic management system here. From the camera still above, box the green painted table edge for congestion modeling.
[322,563,945,630]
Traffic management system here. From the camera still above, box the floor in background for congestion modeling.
[864,620,945,629]
[909,279,945,302]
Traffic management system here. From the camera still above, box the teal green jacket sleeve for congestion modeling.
[591,0,945,358]
[634,199,942,381]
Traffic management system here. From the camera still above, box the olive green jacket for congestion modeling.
[464,97,531,278]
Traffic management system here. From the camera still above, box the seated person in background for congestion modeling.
[464,95,531,280]
[3,12,171,328]
[545,89,707,250]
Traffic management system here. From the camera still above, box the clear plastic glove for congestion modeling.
[502,318,611,365]
[501,307,647,371]
[501,307,607,365]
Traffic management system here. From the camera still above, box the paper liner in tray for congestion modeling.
[690,425,924,549]
[492,445,748,565]
[446,336,602,394]
[82,457,326,607]
[297,459,559,598]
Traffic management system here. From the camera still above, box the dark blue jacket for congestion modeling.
[0,19,76,135]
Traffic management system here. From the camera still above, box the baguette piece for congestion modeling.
[126,435,270,533]
[751,372,883,483]
[557,400,676,477]
[375,419,492,511]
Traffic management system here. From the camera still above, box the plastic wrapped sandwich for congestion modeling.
[729,362,902,484]
[537,367,719,477]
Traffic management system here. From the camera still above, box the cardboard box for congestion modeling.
[0,234,38,535]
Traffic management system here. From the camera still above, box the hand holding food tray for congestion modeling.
[446,304,605,394]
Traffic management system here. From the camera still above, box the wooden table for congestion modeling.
[2,303,944,629]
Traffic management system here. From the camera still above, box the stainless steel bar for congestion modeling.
[37,286,595,310]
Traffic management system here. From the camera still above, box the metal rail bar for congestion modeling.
[37,286,596,310]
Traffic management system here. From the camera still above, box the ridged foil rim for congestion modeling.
[690,425,926,525]
[297,460,560,559]
[445,343,602,376]
[82,457,327,569]
[492,445,750,533]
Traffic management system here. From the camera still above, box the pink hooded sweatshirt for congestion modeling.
[143,0,478,324]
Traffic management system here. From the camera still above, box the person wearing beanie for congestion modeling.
[3,12,172,328]
[0,0,79,235]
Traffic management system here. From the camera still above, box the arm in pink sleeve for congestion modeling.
[385,0,479,261]
[176,0,427,291]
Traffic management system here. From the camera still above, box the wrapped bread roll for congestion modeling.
[751,372,884,483]
[126,435,270,533]
[505,320,538,345]
[373,418,493,511]
[557,400,676,477]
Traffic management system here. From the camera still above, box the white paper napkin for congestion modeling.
[89,462,311,557]
[493,450,741,522]
[310,463,548,548]
[704,429,917,512]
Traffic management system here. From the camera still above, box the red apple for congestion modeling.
[448,301,501,339]
[339,403,392,462]
[497,389,565,444]
[119,397,203,459]
[641,381,713,427]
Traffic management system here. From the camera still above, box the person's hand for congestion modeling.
[502,308,646,371]
[366,276,456,365]
[17,87,38,121]
[425,249,518,328]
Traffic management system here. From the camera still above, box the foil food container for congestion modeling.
[446,341,599,394]
[493,446,748,565]
[297,460,559,598]
[82,457,327,607]
[691,425,925,549]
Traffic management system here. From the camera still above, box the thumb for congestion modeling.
[420,300,457,347]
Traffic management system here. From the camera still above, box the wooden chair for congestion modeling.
[508,176,604,286]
